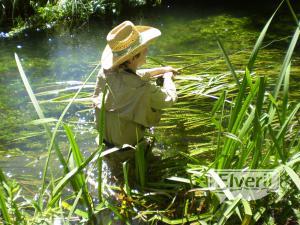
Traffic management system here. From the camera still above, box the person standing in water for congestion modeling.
[92,21,177,196]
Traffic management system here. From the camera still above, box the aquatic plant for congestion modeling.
[0,0,299,224]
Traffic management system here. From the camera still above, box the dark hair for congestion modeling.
[120,52,141,68]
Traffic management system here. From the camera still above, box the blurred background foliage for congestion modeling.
[1,0,300,34]
[0,0,161,31]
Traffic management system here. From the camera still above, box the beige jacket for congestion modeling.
[93,68,177,147]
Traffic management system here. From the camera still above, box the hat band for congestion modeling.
[112,36,143,59]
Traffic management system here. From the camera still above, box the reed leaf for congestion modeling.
[49,143,104,206]
[223,132,243,145]
[40,61,100,202]
[96,85,107,201]
[268,125,286,162]
[62,199,89,219]
[28,118,58,125]
[15,53,45,120]
[212,91,227,158]
[272,21,300,101]
[63,123,94,217]
[208,169,235,201]
[217,195,243,225]
[250,207,266,225]
[0,168,7,184]
[218,73,260,169]
[15,53,70,206]
[228,73,248,131]
[212,91,226,116]
[284,165,300,191]
[282,63,290,126]
[286,0,299,26]
[149,214,210,224]
[167,176,191,184]
[135,143,146,188]
[247,0,284,71]
[241,200,252,225]
[0,182,11,224]
[276,103,300,141]
[123,161,131,197]
[66,189,83,220]
[217,37,240,86]
[251,76,266,168]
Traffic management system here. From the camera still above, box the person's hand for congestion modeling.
[161,66,178,74]
[141,66,178,80]
[162,71,174,79]
[92,97,101,108]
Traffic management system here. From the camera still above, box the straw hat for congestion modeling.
[101,21,161,70]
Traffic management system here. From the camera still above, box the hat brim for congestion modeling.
[101,26,161,70]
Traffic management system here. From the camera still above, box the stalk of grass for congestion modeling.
[12,0,17,22]
[281,61,291,122]
[0,179,11,224]
[247,0,284,72]
[0,168,7,184]
[250,76,265,168]
[123,161,131,197]
[15,53,101,219]
[15,53,71,207]
[276,103,300,141]
[67,188,83,220]
[0,168,25,224]
[274,22,299,102]
[208,170,236,202]
[211,91,227,158]
[288,124,300,151]
[217,71,260,169]
[268,103,300,163]
[96,85,107,202]
[286,0,299,26]
[249,207,266,225]
[241,199,252,225]
[40,61,100,201]
[48,142,105,207]
[217,37,240,87]
[217,195,242,225]
[62,200,89,219]
[149,213,210,224]
[63,123,94,218]
[268,20,300,125]
[135,143,146,189]
[284,165,300,191]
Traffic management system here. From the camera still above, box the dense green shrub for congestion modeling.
[0,0,162,32]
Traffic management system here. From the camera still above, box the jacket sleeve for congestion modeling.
[93,69,106,98]
[149,76,177,110]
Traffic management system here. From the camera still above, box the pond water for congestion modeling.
[0,3,299,191]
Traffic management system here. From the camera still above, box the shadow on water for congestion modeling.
[0,2,299,193]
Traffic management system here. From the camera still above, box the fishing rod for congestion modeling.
[146,55,224,80]
[146,34,292,80]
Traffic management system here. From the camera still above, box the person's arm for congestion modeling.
[137,66,177,80]
[92,70,105,108]
[149,72,177,109]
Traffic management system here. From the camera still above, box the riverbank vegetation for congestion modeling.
[0,0,300,224]
[0,0,161,35]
